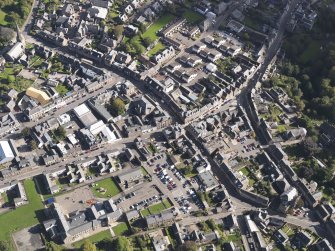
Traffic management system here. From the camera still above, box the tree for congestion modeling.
[54,126,66,141]
[176,241,197,251]
[29,140,37,150]
[81,240,97,251]
[0,27,15,46]
[0,240,10,251]
[143,37,154,47]
[114,25,124,39]
[22,127,31,137]
[107,97,126,116]
[111,236,132,251]
[206,219,217,231]
[138,23,146,33]
[45,241,63,251]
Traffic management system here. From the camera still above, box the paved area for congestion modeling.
[56,186,95,214]
[12,225,44,251]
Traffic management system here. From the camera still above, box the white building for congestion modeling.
[0,141,15,164]
[57,113,71,125]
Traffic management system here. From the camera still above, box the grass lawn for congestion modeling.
[281,224,294,237]
[55,84,70,96]
[147,41,165,57]
[277,125,287,133]
[0,9,8,26]
[299,40,321,64]
[141,208,150,217]
[0,179,44,250]
[224,232,242,242]
[112,222,129,236]
[142,14,175,40]
[91,178,121,198]
[182,9,204,24]
[141,199,172,216]
[239,167,256,186]
[72,229,112,248]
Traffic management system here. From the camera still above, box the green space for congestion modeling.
[141,199,172,216]
[0,9,8,26]
[281,224,295,237]
[112,222,130,236]
[142,14,175,40]
[0,0,35,27]
[55,84,70,96]
[277,124,287,133]
[91,177,121,198]
[0,65,34,95]
[224,232,242,242]
[239,167,257,186]
[0,179,44,250]
[182,9,204,24]
[72,229,112,248]
[147,41,165,57]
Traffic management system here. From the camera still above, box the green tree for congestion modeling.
[111,236,132,251]
[114,25,124,39]
[138,23,146,33]
[22,127,31,137]
[45,240,63,251]
[54,126,66,140]
[143,37,154,47]
[81,240,97,251]
[107,97,126,116]
[176,241,197,251]
[29,140,38,150]
[0,240,10,251]
[206,219,217,231]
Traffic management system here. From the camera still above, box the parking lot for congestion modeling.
[145,152,205,215]
[114,183,162,212]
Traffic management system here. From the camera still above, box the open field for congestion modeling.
[0,9,8,26]
[142,14,175,40]
[72,229,112,248]
[141,199,172,216]
[0,179,44,250]
[91,177,121,198]
[147,42,165,57]
[182,9,204,24]
[112,222,129,236]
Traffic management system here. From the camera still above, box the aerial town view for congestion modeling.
[0,0,335,250]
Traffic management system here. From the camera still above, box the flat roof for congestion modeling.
[0,141,14,158]
[73,103,91,118]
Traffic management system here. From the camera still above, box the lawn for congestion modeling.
[142,14,175,40]
[91,178,121,198]
[281,224,295,237]
[72,229,112,248]
[55,84,70,96]
[239,167,256,186]
[141,199,172,216]
[112,222,129,236]
[0,9,8,26]
[182,9,204,24]
[0,179,44,250]
[147,41,165,57]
